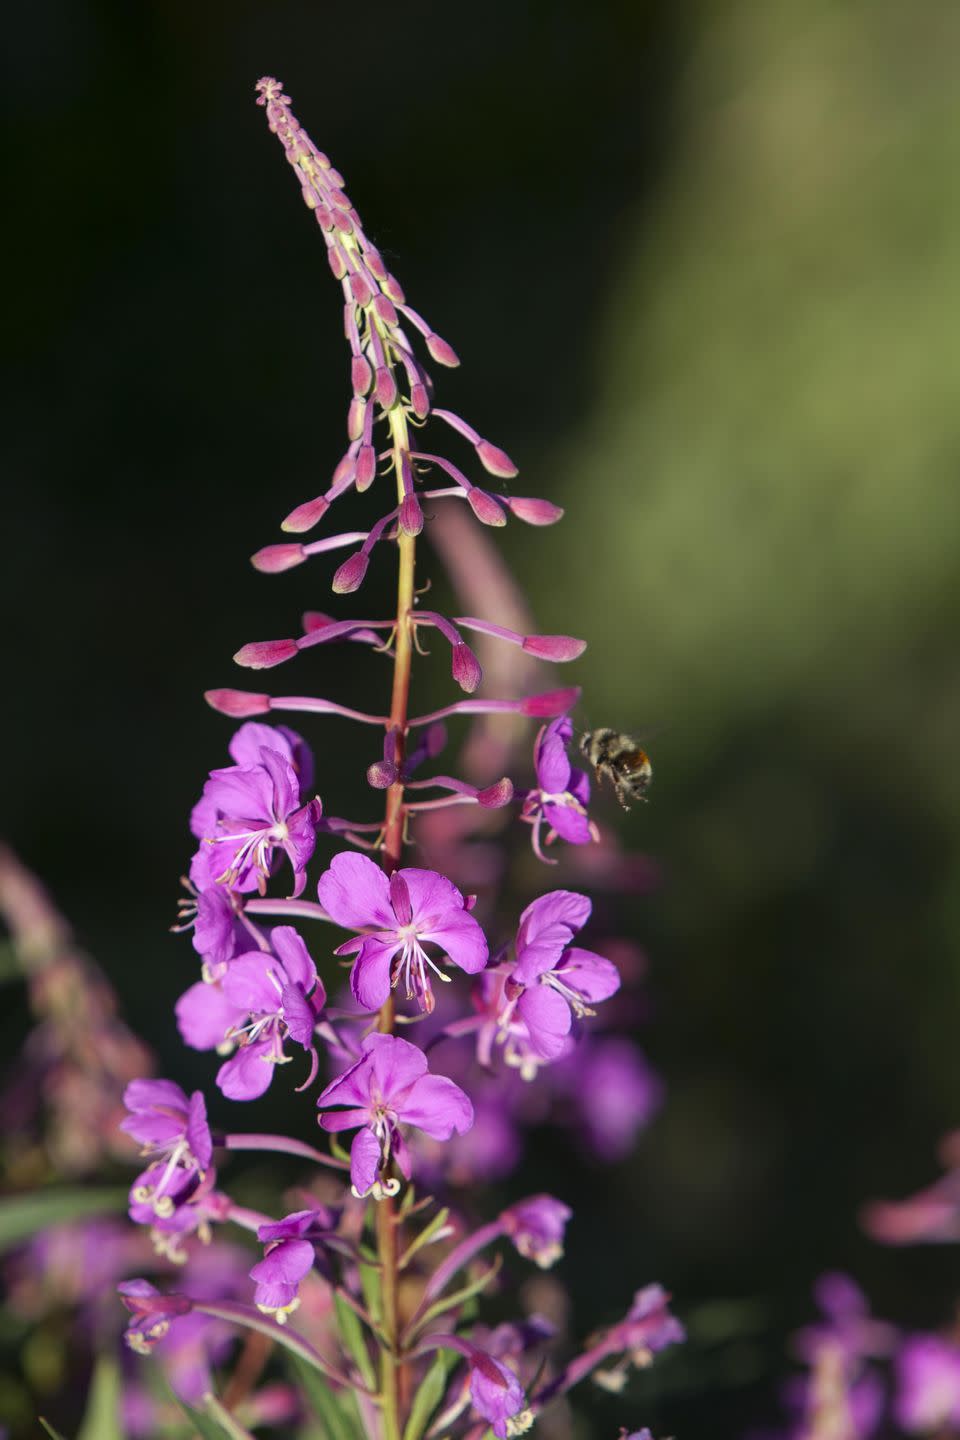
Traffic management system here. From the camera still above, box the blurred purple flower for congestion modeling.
[895,1334,960,1433]
[501,1195,572,1269]
[521,717,596,862]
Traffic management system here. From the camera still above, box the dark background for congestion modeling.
[5,0,960,1435]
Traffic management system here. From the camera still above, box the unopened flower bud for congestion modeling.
[381,273,405,304]
[233,639,299,669]
[426,332,460,367]
[351,354,372,396]
[282,494,329,533]
[251,543,307,573]
[476,439,518,479]
[204,689,271,717]
[355,444,377,491]
[327,247,347,280]
[477,777,515,808]
[372,293,398,326]
[349,271,373,306]
[375,367,397,411]
[507,496,564,526]
[332,551,369,594]
[467,489,508,526]
[410,382,430,419]
[347,396,366,441]
[521,687,581,717]
[522,634,587,662]
[367,760,398,789]
[400,493,424,537]
[451,642,482,693]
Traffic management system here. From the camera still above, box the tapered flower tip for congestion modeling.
[251,543,307,573]
[467,489,508,527]
[507,496,564,526]
[355,444,377,491]
[452,642,483,693]
[332,550,369,594]
[282,494,330,534]
[375,367,398,411]
[205,689,271,717]
[399,493,424,537]
[351,354,372,396]
[476,439,518,479]
[234,638,299,669]
[426,332,460,367]
[367,760,398,789]
[521,687,581,717]
[522,634,587,662]
[477,777,515,808]
[410,383,430,419]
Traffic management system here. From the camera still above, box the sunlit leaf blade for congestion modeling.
[0,1188,127,1252]
[402,1351,453,1440]
[76,1353,123,1440]
[286,1353,360,1440]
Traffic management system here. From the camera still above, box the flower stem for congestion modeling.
[376,400,417,1440]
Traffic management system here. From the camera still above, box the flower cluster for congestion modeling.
[111,76,680,1440]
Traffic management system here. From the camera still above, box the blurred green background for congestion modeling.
[5,0,960,1434]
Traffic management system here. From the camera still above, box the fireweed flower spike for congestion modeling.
[116,79,682,1440]
[316,1032,473,1199]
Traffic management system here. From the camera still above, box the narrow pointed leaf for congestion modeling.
[286,1353,360,1440]
[333,1292,377,1390]
[402,1351,453,1440]
[77,1354,122,1440]
[399,1207,451,1270]
[408,1257,502,1339]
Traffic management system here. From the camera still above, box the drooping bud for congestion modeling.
[477,778,515,808]
[204,689,271,717]
[347,396,366,441]
[282,494,329,533]
[476,439,518,479]
[233,639,299,670]
[506,496,564,526]
[426,332,460,367]
[251,543,307,573]
[372,293,398,327]
[332,550,369,594]
[522,634,587,662]
[410,382,430,419]
[355,444,377,490]
[521,687,582,717]
[374,367,397,411]
[399,493,424,537]
[451,642,482,693]
[351,354,372,395]
[467,489,508,526]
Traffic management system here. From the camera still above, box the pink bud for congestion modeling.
[332,551,369,594]
[348,396,366,441]
[349,271,373,307]
[476,439,518,479]
[410,382,430,419]
[477,777,515,809]
[426,333,460,367]
[467,489,507,527]
[332,451,357,487]
[372,293,398,327]
[375,367,397,410]
[333,209,354,236]
[451,643,482,693]
[300,185,318,210]
[301,611,333,633]
[327,186,352,212]
[282,494,329,534]
[399,493,424,537]
[233,638,299,670]
[506,496,564,526]
[204,689,270,717]
[522,634,587,662]
[351,354,372,395]
[521,686,581,717]
[314,205,334,231]
[355,445,377,491]
[328,247,347,280]
[251,543,306,573]
[365,250,387,281]
[367,760,398,789]
[382,274,406,304]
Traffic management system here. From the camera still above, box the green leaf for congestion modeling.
[408,1257,502,1339]
[358,1256,382,1325]
[402,1351,452,1440]
[398,1207,451,1270]
[286,1352,360,1440]
[76,1353,123,1440]
[173,1400,229,1440]
[333,1292,377,1390]
[39,1422,70,1440]
[0,1188,127,1252]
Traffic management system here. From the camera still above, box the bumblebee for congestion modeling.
[579,728,652,811]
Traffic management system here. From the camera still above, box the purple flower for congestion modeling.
[595,1284,685,1385]
[555,1037,663,1161]
[480,891,620,1076]
[501,1194,572,1269]
[317,1032,473,1199]
[521,717,596,862]
[190,723,320,898]
[469,1354,532,1439]
[178,926,325,1100]
[895,1334,960,1432]
[249,1205,338,1322]
[119,1279,193,1354]
[121,1080,213,1237]
[794,1274,898,1367]
[317,852,488,1012]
